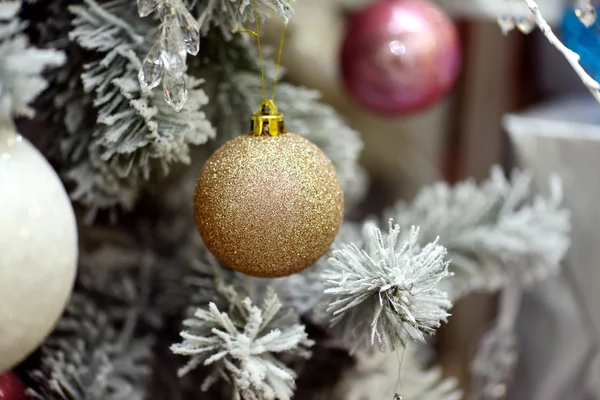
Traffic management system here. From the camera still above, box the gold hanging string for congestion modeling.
[271,23,286,100]
[238,1,287,101]
[253,0,268,100]
[393,331,410,400]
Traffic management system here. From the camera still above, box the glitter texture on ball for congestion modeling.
[340,0,462,115]
[193,133,344,278]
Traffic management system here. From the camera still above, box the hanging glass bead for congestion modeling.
[160,21,187,74]
[575,0,597,27]
[139,41,164,90]
[163,71,188,112]
[137,0,159,17]
[174,4,200,55]
[515,15,536,34]
[562,2,600,81]
[137,0,200,111]
[497,14,516,35]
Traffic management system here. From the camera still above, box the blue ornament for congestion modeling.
[562,5,600,82]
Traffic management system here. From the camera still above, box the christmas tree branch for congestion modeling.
[386,166,571,298]
[0,0,65,119]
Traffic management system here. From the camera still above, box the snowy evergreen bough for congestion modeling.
[171,281,313,400]
[329,344,462,400]
[386,166,571,297]
[195,0,294,38]
[65,0,215,217]
[27,294,153,400]
[0,1,65,119]
[323,221,453,351]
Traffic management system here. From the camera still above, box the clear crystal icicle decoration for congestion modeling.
[137,0,200,112]
[138,0,159,17]
[515,15,536,34]
[575,0,597,27]
[497,14,516,35]
[139,41,164,90]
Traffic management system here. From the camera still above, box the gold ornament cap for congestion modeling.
[250,99,286,136]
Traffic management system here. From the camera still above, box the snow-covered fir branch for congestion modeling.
[27,294,153,400]
[195,0,294,38]
[329,344,462,400]
[386,166,571,298]
[154,230,234,317]
[0,0,65,119]
[76,227,166,328]
[171,281,313,400]
[64,0,214,218]
[471,325,518,399]
[323,221,453,352]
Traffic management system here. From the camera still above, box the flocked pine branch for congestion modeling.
[0,0,65,119]
[76,228,165,328]
[386,166,571,298]
[27,294,153,400]
[171,280,313,400]
[470,272,522,399]
[64,0,214,218]
[155,230,235,317]
[329,344,462,400]
[322,220,453,352]
[195,0,294,38]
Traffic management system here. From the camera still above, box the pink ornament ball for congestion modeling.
[0,371,26,400]
[340,0,461,115]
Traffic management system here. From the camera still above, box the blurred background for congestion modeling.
[262,0,598,397]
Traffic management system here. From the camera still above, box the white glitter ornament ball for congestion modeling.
[0,125,78,372]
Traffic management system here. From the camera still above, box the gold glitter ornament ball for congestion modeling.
[193,132,344,278]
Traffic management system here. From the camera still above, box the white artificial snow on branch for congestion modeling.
[171,283,313,400]
[386,166,570,298]
[323,221,453,351]
[0,1,65,119]
[196,0,294,37]
[66,0,215,216]
[27,294,152,400]
[522,0,600,103]
[330,344,462,400]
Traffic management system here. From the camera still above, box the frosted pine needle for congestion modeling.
[323,220,453,351]
[386,166,570,297]
[0,1,65,119]
[171,284,313,400]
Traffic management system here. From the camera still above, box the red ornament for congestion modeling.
[0,371,26,400]
[340,0,461,115]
